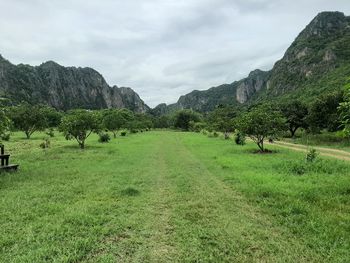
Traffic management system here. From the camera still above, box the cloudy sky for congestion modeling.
[0,0,349,107]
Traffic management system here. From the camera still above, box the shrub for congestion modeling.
[98,133,111,143]
[213,132,219,137]
[39,137,50,149]
[234,132,246,145]
[189,121,206,132]
[1,133,10,141]
[306,148,318,163]
[45,128,55,137]
[201,129,208,135]
[120,130,127,136]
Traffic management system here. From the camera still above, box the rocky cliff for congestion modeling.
[155,11,350,113]
[0,56,149,112]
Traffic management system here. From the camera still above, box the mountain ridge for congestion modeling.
[153,11,350,114]
[0,55,150,112]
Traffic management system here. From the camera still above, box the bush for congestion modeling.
[39,138,50,149]
[201,129,208,135]
[189,121,206,132]
[98,133,111,143]
[234,132,246,145]
[120,130,127,136]
[213,132,219,137]
[45,128,55,137]
[1,133,10,141]
[306,148,318,163]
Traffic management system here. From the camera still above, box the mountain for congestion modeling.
[154,11,350,114]
[0,56,149,112]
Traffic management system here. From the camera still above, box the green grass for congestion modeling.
[0,131,349,262]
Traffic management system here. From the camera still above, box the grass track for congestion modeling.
[0,131,349,262]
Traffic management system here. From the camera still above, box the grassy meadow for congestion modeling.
[0,131,349,262]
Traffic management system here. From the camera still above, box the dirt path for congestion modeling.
[270,141,350,161]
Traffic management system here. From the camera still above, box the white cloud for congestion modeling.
[0,0,349,107]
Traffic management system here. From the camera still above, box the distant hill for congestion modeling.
[0,56,149,112]
[153,11,350,114]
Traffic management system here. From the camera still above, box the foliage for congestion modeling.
[1,133,11,141]
[234,132,246,145]
[339,82,350,137]
[41,106,62,128]
[153,115,172,129]
[189,121,206,133]
[98,132,111,143]
[9,103,48,139]
[306,148,318,163]
[39,137,50,149]
[0,108,11,140]
[45,128,55,137]
[236,104,286,151]
[59,110,101,149]
[279,100,308,137]
[102,109,133,138]
[307,91,344,133]
[120,130,127,136]
[173,110,202,131]
[206,105,237,133]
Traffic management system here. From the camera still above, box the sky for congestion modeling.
[0,0,349,107]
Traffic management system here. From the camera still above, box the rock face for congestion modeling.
[235,69,270,103]
[266,11,350,96]
[155,11,350,113]
[0,56,149,112]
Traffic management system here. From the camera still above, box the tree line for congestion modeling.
[0,84,349,151]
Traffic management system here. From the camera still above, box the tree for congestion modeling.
[42,106,63,128]
[102,109,133,138]
[153,115,171,129]
[236,104,286,152]
[339,82,350,137]
[307,91,344,133]
[0,109,11,140]
[173,110,202,131]
[59,110,101,149]
[279,100,308,137]
[207,106,237,138]
[9,103,48,139]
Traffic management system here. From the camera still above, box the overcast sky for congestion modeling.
[0,0,349,107]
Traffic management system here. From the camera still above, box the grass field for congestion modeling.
[0,131,349,262]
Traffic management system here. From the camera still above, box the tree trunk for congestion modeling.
[25,131,30,139]
[79,141,85,149]
[224,132,230,140]
[257,139,264,152]
[113,131,117,138]
[290,127,298,138]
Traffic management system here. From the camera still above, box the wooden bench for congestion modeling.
[0,145,19,172]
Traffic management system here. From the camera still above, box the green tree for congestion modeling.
[153,115,171,129]
[59,110,101,149]
[236,104,286,152]
[102,109,133,138]
[280,100,308,137]
[307,91,344,133]
[173,110,202,131]
[339,82,350,137]
[0,109,11,140]
[207,105,237,138]
[9,103,48,139]
[42,106,63,128]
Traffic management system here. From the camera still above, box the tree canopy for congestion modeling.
[236,104,286,151]
[59,110,101,149]
[173,110,202,131]
[279,100,308,137]
[9,103,48,139]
